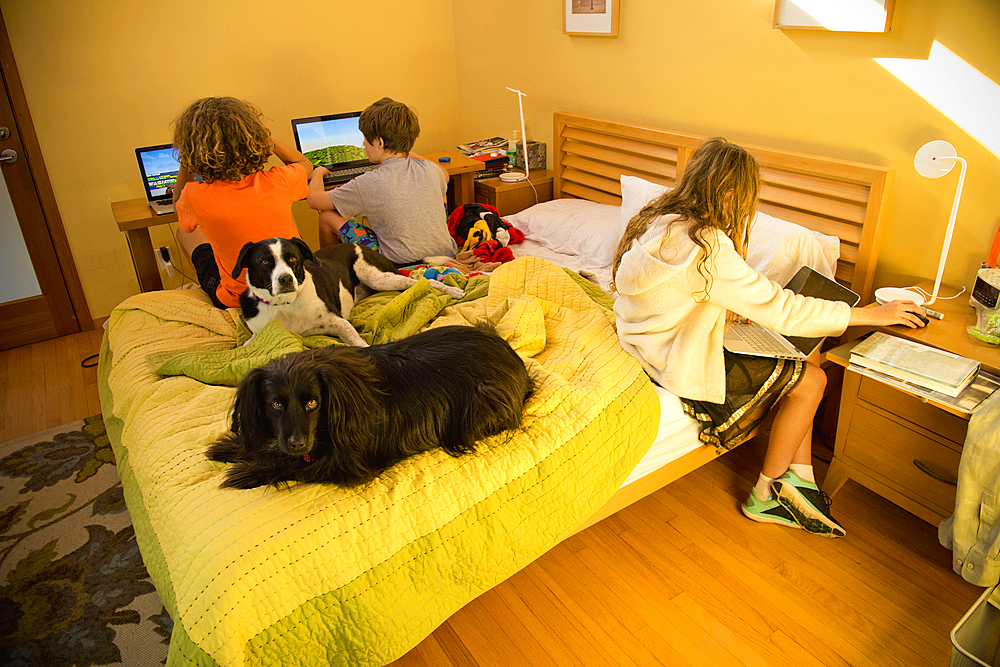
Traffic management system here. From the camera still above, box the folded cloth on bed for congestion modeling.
[99,256,659,667]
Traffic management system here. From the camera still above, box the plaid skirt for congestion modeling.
[680,350,804,453]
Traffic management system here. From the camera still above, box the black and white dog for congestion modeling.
[206,324,534,489]
[233,238,466,346]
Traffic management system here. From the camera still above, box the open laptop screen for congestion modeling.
[135,144,180,200]
[291,112,370,170]
[782,266,861,355]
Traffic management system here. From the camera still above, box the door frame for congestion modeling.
[0,9,91,341]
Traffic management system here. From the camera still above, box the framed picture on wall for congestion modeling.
[773,0,894,33]
[564,0,619,37]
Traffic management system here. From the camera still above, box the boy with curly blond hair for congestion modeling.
[173,96,313,308]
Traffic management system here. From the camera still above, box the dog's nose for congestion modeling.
[276,273,295,293]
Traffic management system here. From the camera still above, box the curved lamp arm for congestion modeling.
[925,155,966,306]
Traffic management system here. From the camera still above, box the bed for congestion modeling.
[98,112,894,666]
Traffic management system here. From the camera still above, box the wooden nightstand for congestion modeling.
[824,283,1000,524]
[475,170,553,217]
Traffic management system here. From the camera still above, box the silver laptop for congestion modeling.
[723,265,861,360]
[135,144,180,215]
[291,112,378,186]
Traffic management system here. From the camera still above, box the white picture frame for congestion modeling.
[564,0,619,37]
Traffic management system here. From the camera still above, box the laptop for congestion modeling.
[135,144,180,215]
[290,112,378,186]
[723,265,861,360]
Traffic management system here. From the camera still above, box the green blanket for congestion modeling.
[99,257,659,667]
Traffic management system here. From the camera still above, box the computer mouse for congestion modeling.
[438,156,451,163]
[915,312,929,326]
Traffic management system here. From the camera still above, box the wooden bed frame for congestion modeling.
[552,112,896,533]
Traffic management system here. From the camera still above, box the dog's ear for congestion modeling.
[289,237,316,266]
[232,241,256,279]
[315,355,383,481]
[230,366,270,447]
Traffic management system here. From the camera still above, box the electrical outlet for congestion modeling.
[155,246,176,277]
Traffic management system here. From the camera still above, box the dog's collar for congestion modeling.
[249,292,278,306]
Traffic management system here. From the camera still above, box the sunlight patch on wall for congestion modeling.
[875,41,1000,158]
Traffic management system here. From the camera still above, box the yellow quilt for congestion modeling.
[99,256,659,667]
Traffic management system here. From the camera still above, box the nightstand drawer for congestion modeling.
[843,406,959,515]
[857,376,968,445]
[475,170,553,217]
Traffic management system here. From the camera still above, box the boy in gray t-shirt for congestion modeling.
[306,98,458,265]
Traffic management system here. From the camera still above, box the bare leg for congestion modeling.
[318,210,348,248]
[178,226,209,264]
[761,349,826,479]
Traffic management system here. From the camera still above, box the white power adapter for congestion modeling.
[155,246,176,277]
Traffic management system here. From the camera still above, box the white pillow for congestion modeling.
[620,174,670,230]
[619,174,840,283]
[747,211,840,285]
[505,199,622,267]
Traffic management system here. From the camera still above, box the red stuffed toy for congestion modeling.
[447,203,525,263]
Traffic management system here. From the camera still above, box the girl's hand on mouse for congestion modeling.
[849,300,927,329]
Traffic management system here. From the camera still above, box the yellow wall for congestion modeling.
[454,0,1000,300]
[1,0,459,318]
[3,0,999,318]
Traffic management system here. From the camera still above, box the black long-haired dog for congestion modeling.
[206,324,534,489]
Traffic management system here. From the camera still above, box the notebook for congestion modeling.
[135,144,180,215]
[290,112,378,185]
[723,265,861,360]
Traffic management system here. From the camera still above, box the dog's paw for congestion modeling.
[435,284,466,300]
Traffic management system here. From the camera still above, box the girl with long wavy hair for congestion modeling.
[612,138,924,537]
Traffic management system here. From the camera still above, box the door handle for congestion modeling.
[0,149,16,163]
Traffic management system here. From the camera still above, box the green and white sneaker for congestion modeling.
[741,488,801,529]
[772,470,846,538]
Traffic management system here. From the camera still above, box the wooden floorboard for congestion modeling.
[0,330,982,666]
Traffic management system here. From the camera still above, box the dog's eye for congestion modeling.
[262,258,272,266]
[287,257,298,265]
[305,399,318,410]
[272,400,283,410]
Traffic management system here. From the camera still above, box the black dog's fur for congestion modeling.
[206,324,534,489]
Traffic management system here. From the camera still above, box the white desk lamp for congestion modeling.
[875,140,967,307]
[499,87,529,183]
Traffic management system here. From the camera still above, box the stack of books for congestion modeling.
[849,332,981,397]
[457,136,508,156]
[458,137,511,179]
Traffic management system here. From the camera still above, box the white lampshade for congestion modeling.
[876,140,966,308]
[914,140,959,179]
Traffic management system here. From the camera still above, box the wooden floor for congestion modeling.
[1,331,983,666]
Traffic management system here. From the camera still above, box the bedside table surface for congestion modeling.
[848,282,1000,376]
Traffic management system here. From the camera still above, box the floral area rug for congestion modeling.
[0,416,170,666]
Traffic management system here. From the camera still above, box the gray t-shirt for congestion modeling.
[328,157,457,264]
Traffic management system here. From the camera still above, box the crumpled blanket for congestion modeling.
[98,256,658,667]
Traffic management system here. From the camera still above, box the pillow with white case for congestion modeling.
[618,175,839,282]
[504,198,622,267]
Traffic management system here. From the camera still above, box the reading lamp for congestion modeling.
[499,87,529,183]
[875,140,967,307]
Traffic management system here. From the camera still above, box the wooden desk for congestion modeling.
[420,150,483,212]
[822,283,1000,524]
[113,152,485,293]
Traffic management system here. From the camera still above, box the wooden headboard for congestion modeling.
[552,112,894,304]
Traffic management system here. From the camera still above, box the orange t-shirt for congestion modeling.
[176,163,308,308]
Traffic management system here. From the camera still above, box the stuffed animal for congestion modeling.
[447,203,525,253]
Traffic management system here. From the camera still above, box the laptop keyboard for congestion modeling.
[324,164,378,183]
[731,321,795,357]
